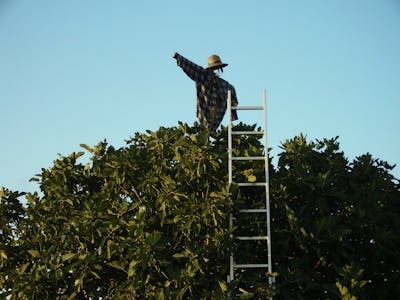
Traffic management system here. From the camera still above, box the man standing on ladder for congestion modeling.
[172,52,239,134]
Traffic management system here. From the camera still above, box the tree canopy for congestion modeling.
[1,122,399,299]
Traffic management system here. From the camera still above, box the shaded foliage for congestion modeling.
[272,135,400,299]
[1,123,399,299]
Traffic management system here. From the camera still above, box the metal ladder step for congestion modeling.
[231,130,265,135]
[236,293,254,298]
[232,156,266,161]
[234,263,269,269]
[237,236,269,241]
[236,182,267,187]
[238,209,267,213]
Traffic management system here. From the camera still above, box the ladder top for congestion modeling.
[232,105,264,111]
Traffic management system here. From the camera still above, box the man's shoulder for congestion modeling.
[217,77,235,89]
[216,76,229,84]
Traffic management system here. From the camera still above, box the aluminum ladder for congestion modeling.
[227,89,273,297]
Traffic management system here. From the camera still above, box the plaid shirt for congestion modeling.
[175,53,238,133]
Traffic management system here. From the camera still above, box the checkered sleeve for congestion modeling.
[175,53,207,83]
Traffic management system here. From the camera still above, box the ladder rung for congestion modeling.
[232,156,266,161]
[232,106,264,111]
[238,209,267,213]
[236,182,267,187]
[234,263,269,269]
[236,293,254,297]
[237,236,269,241]
[231,130,265,135]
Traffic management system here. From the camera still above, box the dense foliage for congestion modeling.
[272,135,400,299]
[1,122,399,299]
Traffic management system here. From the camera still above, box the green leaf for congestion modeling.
[18,262,30,274]
[90,270,101,279]
[247,174,257,182]
[173,252,186,259]
[74,277,83,287]
[128,260,139,277]
[62,252,76,261]
[146,231,162,246]
[108,261,126,273]
[176,285,190,300]
[219,281,227,292]
[106,240,113,259]
[55,269,63,280]
[156,290,165,300]
[80,143,93,152]
[28,249,39,258]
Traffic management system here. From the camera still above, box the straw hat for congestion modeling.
[206,54,228,70]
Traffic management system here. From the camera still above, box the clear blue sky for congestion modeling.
[1,0,399,193]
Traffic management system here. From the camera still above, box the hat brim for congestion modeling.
[206,63,228,70]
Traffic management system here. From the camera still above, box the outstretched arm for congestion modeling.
[172,52,207,82]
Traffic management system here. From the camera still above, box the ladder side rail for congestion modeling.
[263,89,273,285]
[228,89,233,185]
[227,90,234,283]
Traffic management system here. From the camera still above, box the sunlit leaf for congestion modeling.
[28,250,39,258]
[62,252,75,261]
